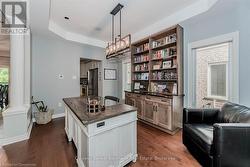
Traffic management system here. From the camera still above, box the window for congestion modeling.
[208,63,228,100]
[0,68,9,84]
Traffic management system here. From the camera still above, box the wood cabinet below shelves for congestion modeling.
[125,92,183,135]
[144,100,155,123]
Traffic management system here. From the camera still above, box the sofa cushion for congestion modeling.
[184,124,214,154]
[219,102,250,123]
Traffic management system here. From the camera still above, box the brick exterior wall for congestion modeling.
[196,43,229,108]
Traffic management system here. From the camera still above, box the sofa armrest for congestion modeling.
[213,123,250,167]
[183,108,220,124]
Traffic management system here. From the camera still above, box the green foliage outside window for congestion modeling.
[0,68,9,84]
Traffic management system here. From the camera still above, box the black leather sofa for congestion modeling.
[183,102,250,167]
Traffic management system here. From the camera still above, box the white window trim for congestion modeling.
[207,62,228,101]
[187,31,239,107]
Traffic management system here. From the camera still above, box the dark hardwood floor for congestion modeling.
[0,118,200,167]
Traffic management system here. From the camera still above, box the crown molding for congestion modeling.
[47,0,218,47]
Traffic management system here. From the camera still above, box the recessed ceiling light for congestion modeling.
[64,17,69,20]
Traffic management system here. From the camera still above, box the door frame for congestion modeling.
[187,31,239,107]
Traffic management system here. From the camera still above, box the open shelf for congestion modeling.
[133,70,149,73]
[151,67,177,71]
[151,42,176,51]
[133,61,149,64]
[133,49,149,55]
[132,80,149,82]
[150,79,177,82]
[151,55,177,61]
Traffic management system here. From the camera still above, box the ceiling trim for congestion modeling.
[48,21,106,48]
[48,0,218,47]
[132,0,219,42]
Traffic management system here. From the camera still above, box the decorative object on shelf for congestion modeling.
[32,97,53,124]
[172,59,177,68]
[134,82,140,90]
[162,61,172,69]
[106,4,131,59]
[104,68,117,80]
[172,83,177,94]
[153,64,161,70]
[166,33,177,44]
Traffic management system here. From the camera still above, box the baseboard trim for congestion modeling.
[32,112,65,123]
[0,122,33,146]
[52,113,65,119]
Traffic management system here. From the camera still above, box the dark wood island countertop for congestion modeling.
[63,97,137,125]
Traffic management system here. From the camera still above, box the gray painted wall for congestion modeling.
[32,34,118,115]
[180,0,250,107]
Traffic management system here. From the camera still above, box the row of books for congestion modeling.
[152,72,177,80]
[134,73,149,80]
[134,63,149,72]
[134,54,149,63]
[152,33,177,48]
[152,59,177,70]
[152,47,177,60]
[135,43,149,53]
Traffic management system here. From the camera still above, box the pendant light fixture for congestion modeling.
[106,3,131,59]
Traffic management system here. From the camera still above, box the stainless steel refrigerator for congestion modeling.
[88,68,98,96]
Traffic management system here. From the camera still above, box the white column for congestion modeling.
[9,34,25,108]
[24,31,31,105]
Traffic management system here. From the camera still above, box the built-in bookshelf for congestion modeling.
[131,25,183,96]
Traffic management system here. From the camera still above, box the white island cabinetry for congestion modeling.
[64,98,137,167]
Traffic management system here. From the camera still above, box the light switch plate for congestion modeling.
[72,75,77,80]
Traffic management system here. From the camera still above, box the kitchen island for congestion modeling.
[63,97,137,167]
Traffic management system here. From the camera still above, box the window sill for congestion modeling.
[203,96,228,102]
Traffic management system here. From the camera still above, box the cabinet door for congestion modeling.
[135,99,143,119]
[125,96,135,107]
[156,103,172,130]
[144,100,155,124]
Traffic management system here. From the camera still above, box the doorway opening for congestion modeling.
[188,32,239,108]
[195,43,229,108]
[80,58,101,97]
